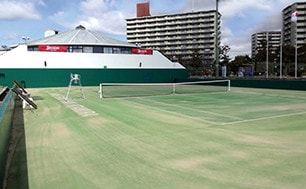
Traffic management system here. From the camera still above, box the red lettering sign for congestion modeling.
[38,45,67,52]
[132,48,153,55]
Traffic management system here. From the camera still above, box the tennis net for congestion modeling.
[99,80,230,98]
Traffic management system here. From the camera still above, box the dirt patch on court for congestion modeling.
[271,103,306,111]
[149,111,195,125]
[86,116,114,126]
[272,106,289,111]
[230,150,250,159]
[123,100,198,126]
[170,157,216,169]
[52,123,71,138]
[237,135,276,145]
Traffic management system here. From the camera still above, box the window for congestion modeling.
[121,48,132,54]
[68,46,83,53]
[83,46,93,53]
[93,46,103,53]
[27,46,38,51]
[27,45,133,55]
[113,47,121,54]
[104,47,113,54]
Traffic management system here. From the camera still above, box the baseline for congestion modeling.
[231,89,306,100]
[221,111,306,126]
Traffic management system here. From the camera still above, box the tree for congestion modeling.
[298,44,306,62]
[187,50,203,76]
[228,55,251,75]
[298,44,306,75]
[254,39,278,74]
[281,45,295,76]
[219,45,230,66]
[255,39,267,62]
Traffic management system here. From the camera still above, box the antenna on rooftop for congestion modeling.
[22,36,30,44]
[75,25,86,30]
[192,0,194,11]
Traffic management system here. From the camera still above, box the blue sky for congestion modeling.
[0,0,305,58]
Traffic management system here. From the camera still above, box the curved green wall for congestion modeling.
[0,68,189,88]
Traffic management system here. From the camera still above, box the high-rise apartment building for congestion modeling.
[282,2,306,47]
[251,2,306,59]
[126,4,221,65]
[251,31,281,59]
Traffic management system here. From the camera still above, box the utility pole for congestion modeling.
[215,0,219,77]
[295,22,298,78]
[280,29,283,79]
[266,31,269,78]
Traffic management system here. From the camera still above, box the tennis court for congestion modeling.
[6,84,306,189]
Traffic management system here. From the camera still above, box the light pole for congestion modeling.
[215,0,219,77]
[22,36,30,44]
[295,22,298,78]
[266,32,269,78]
[280,29,283,79]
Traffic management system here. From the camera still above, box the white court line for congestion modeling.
[137,97,243,121]
[231,89,306,100]
[221,111,306,126]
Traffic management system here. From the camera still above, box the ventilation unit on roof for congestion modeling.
[44,29,59,37]
[75,25,86,30]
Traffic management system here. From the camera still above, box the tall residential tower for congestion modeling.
[282,2,306,47]
[126,3,221,65]
[251,31,281,59]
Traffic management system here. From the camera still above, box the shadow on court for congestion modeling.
[3,98,29,189]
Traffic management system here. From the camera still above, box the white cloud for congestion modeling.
[0,0,44,20]
[219,0,273,19]
[221,26,252,58]
[184,0,272,18]
[80,0,115,13]
[230,43,251,58]
[279,0,306,7]
[184,0,215,11]
[48,11,78,29]
[77,0,127,35]
[221,26,234,45]
[253,12,282,33]
[6,32,20,40]
[79,11,126,35]
[0,32,20,46]
[46,0,128,35]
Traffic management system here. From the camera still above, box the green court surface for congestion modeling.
[6,86,306,189]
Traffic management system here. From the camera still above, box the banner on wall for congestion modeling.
[38,45,67,52]
[132,48,153,55]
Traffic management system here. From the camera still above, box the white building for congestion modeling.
[126,8,221,65]
[282,2,306,47]
[251,31,281,59]
[0,25,188,87]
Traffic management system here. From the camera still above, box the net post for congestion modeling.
[228,80,231,91]
[99,83,103,99]
[173,83,176,94]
